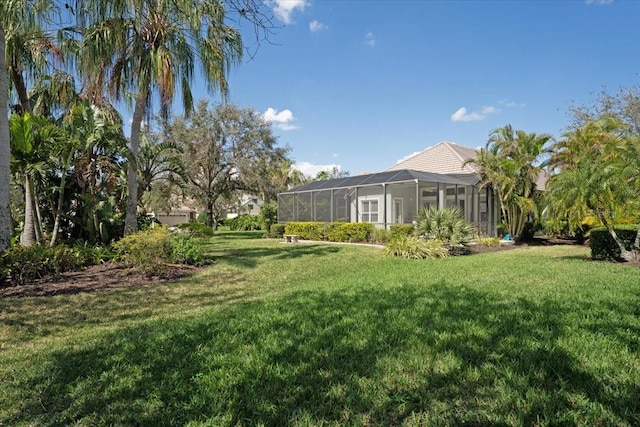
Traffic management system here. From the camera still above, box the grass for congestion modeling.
[1,233,640,426]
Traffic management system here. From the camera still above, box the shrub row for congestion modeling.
[282,222,380,243]
[590,225,639,260]
[227,215,263,231]
[0,244,102,286]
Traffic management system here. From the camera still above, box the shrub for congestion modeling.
[590,225,639,260]
[138,213,162,231]
[326,223,374,243]
[177,222,215,237]
[228,215,262,231]
[0,244,93,286]
[371,228,391,244]
[284,222,326,241]
[475,237,501,247]
[112,226,173,274]
[385,235,448,259]
[270,223,285,239]
[541,219,569,237]
[416,206,474,247]
[520,221,542,241]
[389,224,415,240]
[170,235,205,266]
[260,202,278,233]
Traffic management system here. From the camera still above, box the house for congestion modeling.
[226,195,263,219]
[277,142,499,235]
[153,203,197,226]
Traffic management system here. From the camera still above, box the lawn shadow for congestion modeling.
[6,285,639,425]
[215,244,342,269]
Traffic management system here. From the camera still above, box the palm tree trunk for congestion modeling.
[50,171,67,246]
[124,92,146,235]
[33,187,43,243]
[0,23,12,252]
[20,174,37,246]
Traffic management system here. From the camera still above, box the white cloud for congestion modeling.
[365,32,376,47]
[262,107,299,131]
[268,0,308,24]
[451,105,498,122]
[498,98,525,108]
[294,162,342,177]
[309,20,327,32]
[395,151,422,165]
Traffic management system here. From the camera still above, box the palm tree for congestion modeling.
[0,21,11,251]
[77,0,243,234]
[546,118,640,260]
[466,125,552,240]
[9,113,63,246]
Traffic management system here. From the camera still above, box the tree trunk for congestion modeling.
[206,201,214,227]
[20,174,37,246]
[125,92,147,235]
[0,23,12,252]
[10,63,31,114]
[50,171,68,246]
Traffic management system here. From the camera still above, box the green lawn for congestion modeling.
[1,234,640,426]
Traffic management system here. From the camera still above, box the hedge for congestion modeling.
[326,223,374,243]
[284,222,327,240]
[389,224,415,240]
[590,225,640,260]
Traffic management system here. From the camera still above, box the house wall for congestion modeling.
[155,211,195,226]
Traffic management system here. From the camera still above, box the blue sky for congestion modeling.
[180,1,640,176]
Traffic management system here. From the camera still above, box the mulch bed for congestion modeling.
[0,263,203,298]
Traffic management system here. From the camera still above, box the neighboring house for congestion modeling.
[226,195,263,219]
[277,141,500,236]
[153,204,198,226]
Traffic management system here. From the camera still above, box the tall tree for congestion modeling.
[0,21,11,251]
[546,118,640,261]
[466,125,552,240]
[78,0,243,234]
[167,101,289,227]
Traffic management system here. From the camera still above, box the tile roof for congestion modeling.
[386,141,479,175]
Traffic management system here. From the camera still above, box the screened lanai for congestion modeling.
[278,169,497,235]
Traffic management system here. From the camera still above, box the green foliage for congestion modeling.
[385,235,449,259]
[326,223,374,243]
[590,225,640,260]
[521,221,542,241]
[112,227,174,274]
[269,223,285,239]
[284,222,326,241]
[475,237,501,247]
[389,224,415,240]
[0,244,94,286]
[260,202,278,233]
[541,219,569,237]
[177,222,215,237]
[170,235,205,266]
[137,214,162,231]
[370,228,391,244]
[227,215,263,231]
[416,206,474,247]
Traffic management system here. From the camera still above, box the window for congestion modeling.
[361,200,379,223]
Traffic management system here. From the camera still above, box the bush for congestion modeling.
[0,244,93,286]
[389,224,415,240]
[541,219,569,237]
[284,222,326,241]
[590,225,639,260]
[475,237,501,247]
[112,226,173,274]
[416,206,474,247]
[177,222,215,237]
[385,235,448,259]
[270,223,285,239]
[170,235,205,266]
[228,215,262,231]
[260,202,278,233]
[371,228,391,244]
[520,221,542,241]
[326,223,374,243]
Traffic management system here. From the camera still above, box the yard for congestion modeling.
[1,233,639,426]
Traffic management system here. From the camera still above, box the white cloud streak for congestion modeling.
[365,32,376,47]
[309,20,327,32]
[268,0,308,24]
[262,107,299,131]
[451,105,498,122]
